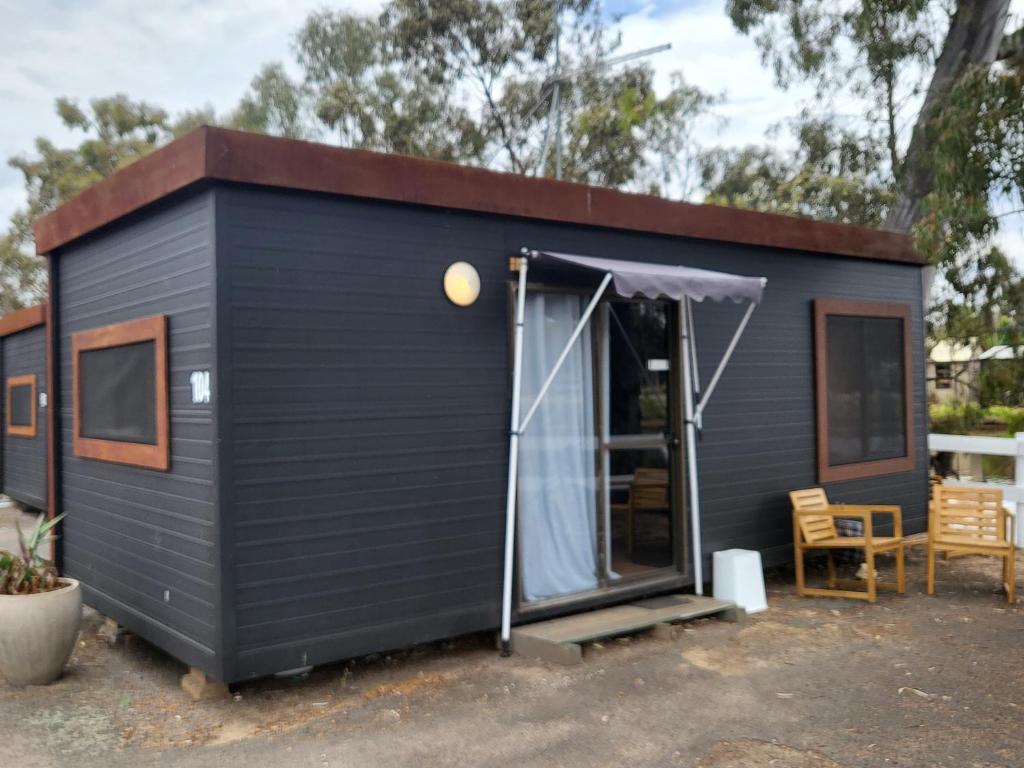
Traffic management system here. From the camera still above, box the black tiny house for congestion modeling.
[35,127,929,683]
[0,304,48,511]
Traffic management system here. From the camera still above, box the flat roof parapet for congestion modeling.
[34,126,922,266]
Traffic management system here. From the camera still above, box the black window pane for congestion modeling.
[608,302,671,435]
[826,315,906,466]
[9,384,32,427]
[80,340,157,445]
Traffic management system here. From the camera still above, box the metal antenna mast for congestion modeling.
[542,20,670,180]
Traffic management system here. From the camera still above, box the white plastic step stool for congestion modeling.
[712,549,768,614]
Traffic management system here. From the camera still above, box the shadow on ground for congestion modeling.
[2,541,1023,768]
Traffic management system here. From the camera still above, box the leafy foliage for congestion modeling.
[0,514,64,595]
[720,1,1023,352]
[229,63,310,139]
[2,96,204,311]
[291,1,714,191]
[701,115,895,225]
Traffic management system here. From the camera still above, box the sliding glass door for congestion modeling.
[518,291,685,606]
[600,299,682,583]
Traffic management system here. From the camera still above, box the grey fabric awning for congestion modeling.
[532,250,766,304]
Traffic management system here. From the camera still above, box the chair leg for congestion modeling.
[896,543,906,594]
[795,546,806,597]
[927,544,936,596]
[1006,550,1016,605]
[864,548,877,603]
[826,551,837,589]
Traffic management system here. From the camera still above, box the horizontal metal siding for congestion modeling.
[56,191,218,673]
[221,187,509,678]
[221,186,927,678]
[2,325,47,509]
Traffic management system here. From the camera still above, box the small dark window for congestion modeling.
[934,362,952,389]
[72,315,169,470]
[815,299,914,482]
[6,374,37,437]
[79,341,157,444]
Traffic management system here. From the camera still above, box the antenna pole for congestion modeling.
[554,4,563,180]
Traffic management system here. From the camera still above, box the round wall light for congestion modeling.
[443,261,481,307]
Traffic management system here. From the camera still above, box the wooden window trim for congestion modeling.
[6,374,37,438]
[814,298,914,483]
[72,314,169,471]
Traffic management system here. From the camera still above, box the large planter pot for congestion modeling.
[0,578,81,686]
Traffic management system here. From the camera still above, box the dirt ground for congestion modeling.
[2,524,1023,768]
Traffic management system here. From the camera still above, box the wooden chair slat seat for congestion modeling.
[928,485,1016,603]
[790,487,905,603]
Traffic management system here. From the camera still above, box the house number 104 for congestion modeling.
[189,370,211,404]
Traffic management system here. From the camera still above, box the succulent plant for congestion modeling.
[0,514,64,595]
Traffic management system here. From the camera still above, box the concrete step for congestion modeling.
[511,593,743,665]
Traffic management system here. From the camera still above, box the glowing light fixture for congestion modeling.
[443,261,481,307]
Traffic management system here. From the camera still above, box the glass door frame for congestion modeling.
[593,297,690,590]
[512,281,691,615]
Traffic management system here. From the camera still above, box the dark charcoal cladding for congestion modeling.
[8,383,33,426]
[79,340,157,445]
[218,184,928,681]
[1,324,47,509]
[49,178,927,685]
[57,190,217,676]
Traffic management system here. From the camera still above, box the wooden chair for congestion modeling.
[928,486,1016,603]
[611,468,669,556]
[790,487,905,602]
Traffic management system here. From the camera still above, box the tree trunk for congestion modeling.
[885,0,1011,233]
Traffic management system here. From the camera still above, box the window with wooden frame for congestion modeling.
[814,299,914,483]
[6,374,37,438]
[72,314,169,470]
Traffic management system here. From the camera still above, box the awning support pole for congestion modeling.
[694,300,758,424]
[686,294,700,397]
[680,298,704,594]
[500,258,530,656]
[518,271,613,433]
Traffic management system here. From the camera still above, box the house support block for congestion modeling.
[180,667,230,702]
[98,617,128,645]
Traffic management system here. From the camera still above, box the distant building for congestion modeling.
[928,339,980,404]
[927,340,1021,404]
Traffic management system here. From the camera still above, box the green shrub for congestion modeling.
[982,405,1024,435]
[0,514,64,595]
[929,401,984,434]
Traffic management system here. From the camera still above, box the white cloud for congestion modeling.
[0,0,383,224]
[995,214,1024,264]
[615,0,817,151]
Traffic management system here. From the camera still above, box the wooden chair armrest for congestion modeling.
[830,503,900,514]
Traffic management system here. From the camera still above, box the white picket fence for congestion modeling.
[928,432,1024,547]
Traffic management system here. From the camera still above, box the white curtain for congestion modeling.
[519,293,598,601]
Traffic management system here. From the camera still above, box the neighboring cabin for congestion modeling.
[0,304,48,511]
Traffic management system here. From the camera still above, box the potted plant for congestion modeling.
[0,514,80,686]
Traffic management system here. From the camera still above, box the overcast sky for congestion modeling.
[1,0,1022,260]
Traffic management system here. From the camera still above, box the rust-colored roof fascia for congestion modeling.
[35,126,922,265]
[0,303,47,337]
[34,127,210,255]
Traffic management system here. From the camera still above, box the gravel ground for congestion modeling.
[2,533,1022,768]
